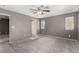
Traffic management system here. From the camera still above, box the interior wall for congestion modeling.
[42,12,78,39]
[78,11,79,41]
[0,8,32,42]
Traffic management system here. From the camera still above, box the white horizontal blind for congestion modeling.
[65,16,74,30]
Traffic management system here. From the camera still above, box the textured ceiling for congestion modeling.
[0,5,79,18]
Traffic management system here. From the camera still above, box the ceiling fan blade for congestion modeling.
[33,11,38,14]
[45,6,49,9]
[30,8,37,11]
[43,10,50,12]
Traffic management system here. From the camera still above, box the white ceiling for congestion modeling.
[0,5,79,18]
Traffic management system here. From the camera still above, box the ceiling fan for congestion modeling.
[30,5,50,15]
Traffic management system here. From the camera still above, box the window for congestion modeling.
[65,16,74,30]
[41,20,45,29]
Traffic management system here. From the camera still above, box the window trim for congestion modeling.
[65,16,74,30]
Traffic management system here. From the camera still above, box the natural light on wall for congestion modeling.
[65,16,74,30]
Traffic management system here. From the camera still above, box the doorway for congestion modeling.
[30,19,45,40]
[0,15,9,42]
[30,19,39,39]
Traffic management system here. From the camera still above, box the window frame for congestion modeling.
[65,16,74,30]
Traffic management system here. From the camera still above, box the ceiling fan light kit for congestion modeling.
[30,5,50,15]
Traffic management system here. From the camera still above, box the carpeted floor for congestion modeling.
[0,35,79,53]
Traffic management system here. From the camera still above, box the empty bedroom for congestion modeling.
[0,5,79,53]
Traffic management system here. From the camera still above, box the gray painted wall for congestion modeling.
[0,8,32,42]
[42,12,78,39]
[78,11,79,41]
[0,15,9,19]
